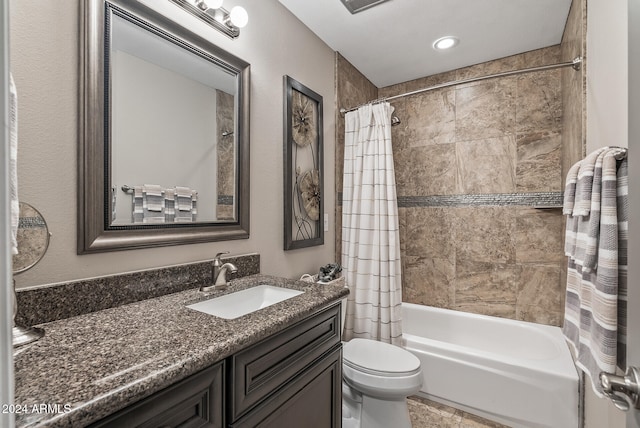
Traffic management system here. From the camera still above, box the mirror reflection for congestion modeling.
[109,12,237,225]
[79,0,250,253]
[13,203,50,274]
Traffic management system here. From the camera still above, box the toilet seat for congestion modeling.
[343,338,421,376]
[342,339,423,398]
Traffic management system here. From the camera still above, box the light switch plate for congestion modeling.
[324,213,329,232]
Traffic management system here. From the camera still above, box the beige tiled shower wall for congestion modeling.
[216,90,235,220]
[561,0,587,177]
[559,0,587,327]
[335,43,578,326]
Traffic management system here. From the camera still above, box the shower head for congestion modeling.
[339,0,391,14]
[391,116,401,126]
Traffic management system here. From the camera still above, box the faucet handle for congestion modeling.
[214,251,229,261]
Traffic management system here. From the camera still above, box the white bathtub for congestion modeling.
[401,302,579,428]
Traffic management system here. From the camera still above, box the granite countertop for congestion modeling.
[13,274,348,428]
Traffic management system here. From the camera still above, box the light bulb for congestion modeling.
[433,36,459,50]
[229,6,248,28]
[208,0,223,9]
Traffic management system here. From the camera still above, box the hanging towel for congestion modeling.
[132,186,144,223]
[174,186,196,222]
[9,74,19,255]
[111,186,117,223]
[564,149,616,271]
[562,146,628,397]
[573,147,608,217]
[164,187,176,223]
[142,184,165,223]
[175,186,192,211]
[191,190,198,221]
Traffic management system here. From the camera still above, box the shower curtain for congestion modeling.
[342,102,403,345]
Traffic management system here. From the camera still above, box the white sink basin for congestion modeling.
[187,284,304,319]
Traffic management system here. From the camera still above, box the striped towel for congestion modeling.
[562,146,628,397]
[164,188,176,223]
[192,190,198,220]
[142,184,165,224]
[174,186,197,222]
[111,186,117,223]
[133,186,143,223]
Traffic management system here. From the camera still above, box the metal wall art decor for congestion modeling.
[283,75,324,250]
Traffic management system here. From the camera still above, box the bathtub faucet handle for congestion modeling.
[599,367,640,411]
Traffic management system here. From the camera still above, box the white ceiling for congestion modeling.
[278,0,572,87]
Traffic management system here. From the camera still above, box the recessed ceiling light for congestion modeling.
[433,36,459,51]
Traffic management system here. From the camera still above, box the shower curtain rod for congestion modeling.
[339,56,583,115]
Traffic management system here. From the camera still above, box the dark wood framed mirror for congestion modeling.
[79,0,250,253]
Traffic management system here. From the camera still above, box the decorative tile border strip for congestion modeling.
[397,192,564,208]
[338,192,563,208]
[218,194,234,205]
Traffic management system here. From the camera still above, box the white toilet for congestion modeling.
[341,338,423,428]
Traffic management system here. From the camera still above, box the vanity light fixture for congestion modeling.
[433,36,459,51]
[169,0,248,39]
[339,0,392,14]
[195,0,223,10]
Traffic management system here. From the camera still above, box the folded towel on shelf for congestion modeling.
[9,74,19,255]
[562,146,628,397]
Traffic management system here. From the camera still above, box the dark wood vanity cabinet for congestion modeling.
[228,303,342,427]
[90,362,225,428]
[229,347,341,428]
[91,303,342,428]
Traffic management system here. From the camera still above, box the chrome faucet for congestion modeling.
[200,252,238,292]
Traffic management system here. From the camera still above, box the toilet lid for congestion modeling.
[343,338,421,374]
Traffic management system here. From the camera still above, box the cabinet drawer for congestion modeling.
[230,346,342,428]
[91,361,224,428]
[229,303,341,421]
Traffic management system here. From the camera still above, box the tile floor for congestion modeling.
[407,396,509,428]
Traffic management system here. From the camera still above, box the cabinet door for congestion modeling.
[231,346,342,428]
[229,303,341,420]
[90,362,224,428]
